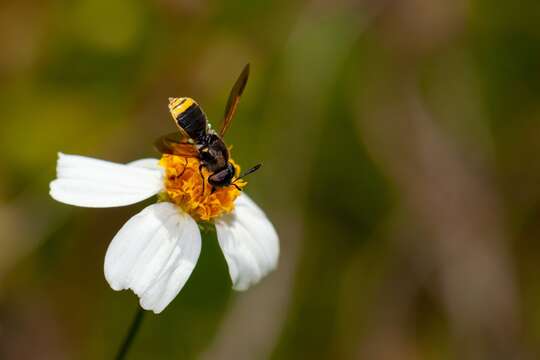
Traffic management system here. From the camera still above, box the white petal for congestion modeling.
[215,193,279,291]
[127,158,162,171]
[50,153,163,208]
[104,203,201,313]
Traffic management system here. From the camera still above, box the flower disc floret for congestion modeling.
[159,154,245,222]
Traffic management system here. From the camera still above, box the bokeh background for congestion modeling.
[1,0,540,359]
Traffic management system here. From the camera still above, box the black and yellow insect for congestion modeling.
[155,64,261,192]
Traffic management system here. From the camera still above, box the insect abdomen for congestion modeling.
[168,97,208,141]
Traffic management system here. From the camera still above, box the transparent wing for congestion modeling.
[154,132,199,157]
[219,63,250,137]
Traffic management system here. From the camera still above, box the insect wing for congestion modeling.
[155,131,182,154]
[219,63,250,137]
[154,132,199,157]
[171,143,199,158]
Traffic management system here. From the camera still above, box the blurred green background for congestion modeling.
[1,0,540,359]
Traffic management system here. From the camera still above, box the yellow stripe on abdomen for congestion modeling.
[168,97,195,120]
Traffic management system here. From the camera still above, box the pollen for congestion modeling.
[159,154,246,222]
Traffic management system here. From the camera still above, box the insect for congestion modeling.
[155,64,261,193]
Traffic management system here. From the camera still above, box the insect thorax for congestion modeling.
[199,134,229,171]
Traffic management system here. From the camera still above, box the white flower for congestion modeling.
[50,153,279,314]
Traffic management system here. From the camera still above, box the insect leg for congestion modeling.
[178,157,189,177]
[198,163,206,195]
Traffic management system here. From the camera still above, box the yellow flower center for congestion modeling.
[159,154,246,222]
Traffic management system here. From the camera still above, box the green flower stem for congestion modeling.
[115,306,145,360]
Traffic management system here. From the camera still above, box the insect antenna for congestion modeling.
[231,164,262,191]
[237,164,262,180]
